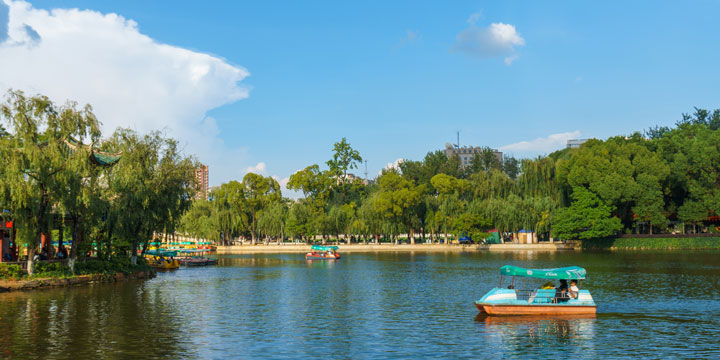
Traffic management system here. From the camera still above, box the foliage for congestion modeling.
[553,187,623,240]
[582,237,720,250]
[0,264,23,279]
[0,91,195,274]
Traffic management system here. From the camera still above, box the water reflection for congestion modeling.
[476,314,596,340]
[1,251,719,359]
[0,281,188,360]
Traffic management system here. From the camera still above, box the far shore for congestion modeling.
[216,243,573,254]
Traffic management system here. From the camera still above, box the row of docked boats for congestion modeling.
[145,250,218,270]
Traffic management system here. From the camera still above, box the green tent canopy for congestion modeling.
[146,250,177,257]
[499,265,587,280]
[311,245,339,251]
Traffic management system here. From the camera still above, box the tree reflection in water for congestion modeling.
[0,280,189,359]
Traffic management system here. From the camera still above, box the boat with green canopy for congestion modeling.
[144,250,179,270]
[305,245,340,260]
[475,265,596,315]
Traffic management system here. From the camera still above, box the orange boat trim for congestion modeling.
[477,303,597,316]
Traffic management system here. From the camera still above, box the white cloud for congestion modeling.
[504,54,519,65]
[0,0,251,185]
[379,158,404,175]
[453,20,525,65]
[244,162,267,175]
[499,131,581,156]
[467,12,483,25]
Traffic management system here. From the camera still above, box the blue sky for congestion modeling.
[2,0,720,192]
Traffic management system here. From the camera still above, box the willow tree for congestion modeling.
[104,129,194,264]
[0,91,100,274]
[55,137,113,272]
[517,156,563,203]
[242,173,281,244]
[211,181,247,245]
[258,200,288,244]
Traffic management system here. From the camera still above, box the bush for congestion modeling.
[0,264,24,279]
[582,237,720,250]
[32,262,71,278]
[75,257,151,275]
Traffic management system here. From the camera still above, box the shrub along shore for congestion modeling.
[581,237,720,250]
[0,258,155,293]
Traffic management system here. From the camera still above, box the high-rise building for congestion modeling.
[195,164,209,200]
[566,139,589,149]
[443,143,502,169]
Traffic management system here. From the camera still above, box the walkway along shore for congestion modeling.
[217,243,575,254]
[0,271,155,293]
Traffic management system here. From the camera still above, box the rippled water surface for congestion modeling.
[2,251,719,359]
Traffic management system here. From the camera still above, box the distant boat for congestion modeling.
[305,245,340,260]
[474,265,597,315]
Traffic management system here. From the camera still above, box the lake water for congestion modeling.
[2,251,719,359]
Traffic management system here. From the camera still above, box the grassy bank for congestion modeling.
[0,258,153,280]
[582,237,720,250]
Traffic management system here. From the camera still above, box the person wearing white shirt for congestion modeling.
[569,279,580,299]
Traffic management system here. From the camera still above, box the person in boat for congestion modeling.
[555,279,569,303]
[568,279,579,299]
[541,281,554,289]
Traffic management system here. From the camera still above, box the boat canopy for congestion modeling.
[499,265,586,280]
[311,245,339,251]
[146,250,177,257]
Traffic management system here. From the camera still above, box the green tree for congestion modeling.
[103,129,194,264]
[431,173,468,243]
[553,187,623,240]
[0,91,100,274]
[326,137,363,204]
[211,181,248,244]
[242,173,281,244]
[375,171,425,244]
[258,200,288,244]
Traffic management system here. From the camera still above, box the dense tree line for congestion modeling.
[4,90,720,263]
[0,91,196,274]
[180,108,720,245]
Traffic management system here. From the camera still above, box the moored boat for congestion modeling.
[305,245,340,260]
[145,250,180,270]
[475,265,597,316]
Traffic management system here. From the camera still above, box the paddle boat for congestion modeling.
[145,250,180,270]
[305,245,340,260]
[176,249,218,267]
[474,265,597,315]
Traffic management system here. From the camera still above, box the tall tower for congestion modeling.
[195,164,209,200]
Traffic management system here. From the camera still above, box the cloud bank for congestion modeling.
[499,131,581,156]
[0,0,251,185]
[453,15,525,65]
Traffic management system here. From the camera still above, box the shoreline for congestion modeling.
[0,270,155,293]
[217,243,574,254]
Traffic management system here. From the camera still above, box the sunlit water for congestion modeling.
[2,251,719,359]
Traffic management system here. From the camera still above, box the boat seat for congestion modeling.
[531,289,556,304]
